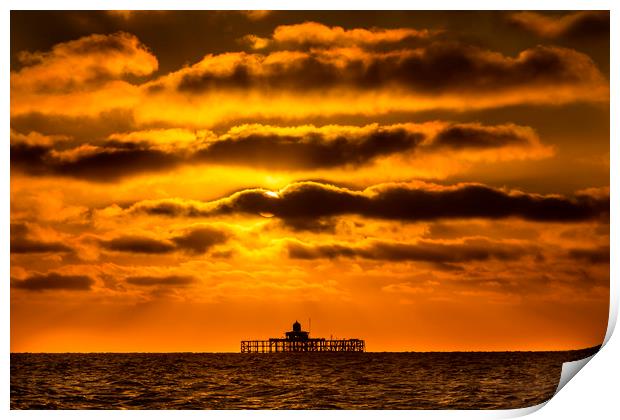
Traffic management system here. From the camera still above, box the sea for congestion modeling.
[11,347,599,410]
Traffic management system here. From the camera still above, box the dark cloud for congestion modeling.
[171,226,229,254]
[559,12,610,39]
[10,223,73,254]
[568,246,610,264]
[10,222,29,238]
[12,122,544,180]
[11,272,94,291]
[194,128,424,170]
[54,147,178,181]
[100,236,176,254]
[11,237,73,254]
[14,128,419,181]
[510,11,609,40]
[11,141,181,181]
[10,143,48,170]
[176,43,602,94]
[278,218,339,233]
[125,275,195,287]
[99,226,229,254]
[424,221,539,240]
[432,123,533,150]
[12,130,418,181]
[131,181,609,227]
[287,238,532,263]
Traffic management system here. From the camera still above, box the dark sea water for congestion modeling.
[11,347,599,410]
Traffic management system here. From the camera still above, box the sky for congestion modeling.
[10,10,609,352]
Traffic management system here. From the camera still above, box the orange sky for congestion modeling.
[10,11,609,352]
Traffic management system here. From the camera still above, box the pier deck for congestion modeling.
[241,338,365,353]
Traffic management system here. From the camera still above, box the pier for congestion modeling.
[241,321,365,353]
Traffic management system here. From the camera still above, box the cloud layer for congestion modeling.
[128,181,609,227]
[125,275,196,287]
[10,25,608,127]
[242,21,433,50]
[11,273,94,291]
[287,238,533,263]
[99,226,229,254]
[172,44,604,95]
[11,122,549,180]
[11,223,73,254]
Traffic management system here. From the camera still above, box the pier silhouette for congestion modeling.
[241,321,365,353]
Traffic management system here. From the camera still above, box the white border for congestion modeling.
[3,1,617,419]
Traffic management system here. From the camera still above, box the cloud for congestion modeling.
[99,226,229,254]
[287,238,532,263]
[431,123,535,150]
[238,10,273,21]
[10,130,70,147]
[241,21,432,50]
[99,235,176,254]
[11,122,549,180]
[12,32,158,93]
[170,226,229,254]
[509,11,609,39]
[10,223,29,237]
[11,109,137,143]
[241,35,271,50]
[10,223,73,254]
[10,28,608,127]
[10,141,181,181]
[11,272,94,291]
[11,237,73,254]
[195,124,424,170]
[202,122,548,168]
[568,246,610,264]
[125,275,196,287]
[128,181,609,226]
[172,43,604,96]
